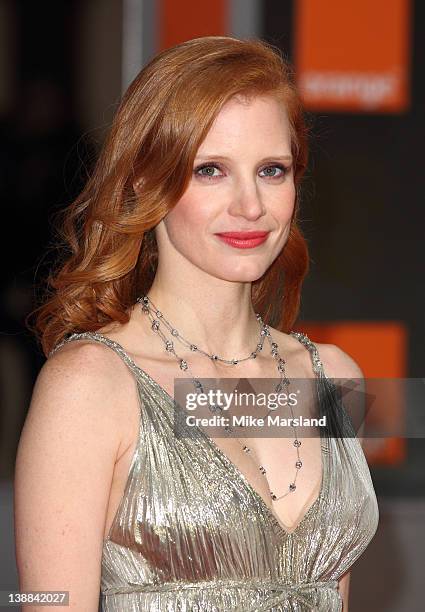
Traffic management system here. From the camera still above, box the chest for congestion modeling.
[108,375,325,540]
[207,433,325,533]
[106,347,324,540]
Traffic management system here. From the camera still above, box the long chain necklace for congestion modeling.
[136,294,303,502]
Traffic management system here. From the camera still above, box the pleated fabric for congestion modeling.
[49,330,379,611]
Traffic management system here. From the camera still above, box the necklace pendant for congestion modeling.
[165,340,174,351]
[293,439,301,447]
[295,460,302,469]
[179,359,188,371]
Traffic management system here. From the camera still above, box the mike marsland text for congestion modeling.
[185,414,327,428]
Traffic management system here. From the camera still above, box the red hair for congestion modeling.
[27,36,311,357]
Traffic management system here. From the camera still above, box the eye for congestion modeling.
[194,163,223,179]
[193,162,291,181]
[259,164,289,179]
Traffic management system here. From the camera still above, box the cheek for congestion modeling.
[164,194,209,243]
[272,183,296,222]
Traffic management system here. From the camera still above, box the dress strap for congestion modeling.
[290,331,327,378]
[48,331,142,379]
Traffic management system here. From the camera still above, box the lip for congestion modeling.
[215,231,270,249]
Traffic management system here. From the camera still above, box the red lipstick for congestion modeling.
[215,231,270,249]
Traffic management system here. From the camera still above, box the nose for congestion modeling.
[227,177,267,221]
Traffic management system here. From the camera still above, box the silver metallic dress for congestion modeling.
[50,330,379,611]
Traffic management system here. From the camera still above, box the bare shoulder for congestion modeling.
[272,329,366,445]
[268,327,364,380]
[314,342,367,444]
[28,341,123,456]
[47,333,137,386]
[313,342,364,380]
[47,334,116,373]
[34,337,138,457]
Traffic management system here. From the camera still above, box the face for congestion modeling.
[155,94,296,283]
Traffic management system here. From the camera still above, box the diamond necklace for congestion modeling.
[136,294,303,502]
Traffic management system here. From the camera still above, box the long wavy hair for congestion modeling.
[27,36,312,357]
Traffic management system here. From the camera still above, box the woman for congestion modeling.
[15,36,379,611]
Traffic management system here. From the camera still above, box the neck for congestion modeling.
[136,277,262,361]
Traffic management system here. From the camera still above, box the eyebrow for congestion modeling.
[194,154,293,163]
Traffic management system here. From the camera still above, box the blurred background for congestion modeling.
[1,1,423,610]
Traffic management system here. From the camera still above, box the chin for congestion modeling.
[210,263,269,283]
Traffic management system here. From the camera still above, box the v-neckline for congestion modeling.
[86,331,329,539]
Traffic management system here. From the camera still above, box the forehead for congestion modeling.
[197,95,291,155]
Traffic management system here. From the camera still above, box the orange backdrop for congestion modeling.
[294,0,412,113]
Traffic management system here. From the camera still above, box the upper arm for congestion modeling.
[316,343,366,444]
[14,343,125,610]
